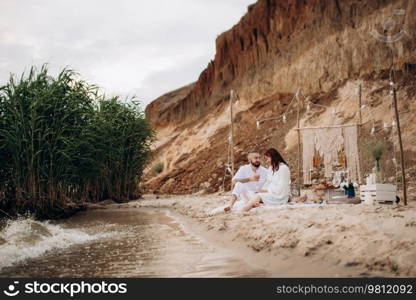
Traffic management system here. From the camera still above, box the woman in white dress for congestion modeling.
[242,148,306,211]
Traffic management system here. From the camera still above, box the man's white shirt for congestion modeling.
[232,164,269,195]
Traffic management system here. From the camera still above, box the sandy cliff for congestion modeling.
[144,0,416,196]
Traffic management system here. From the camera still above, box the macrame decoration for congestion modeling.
[315,127,344,178]
[301,125,361,184]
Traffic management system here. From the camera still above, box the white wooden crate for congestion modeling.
[359,184,397,204]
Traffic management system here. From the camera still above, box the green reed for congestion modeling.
[0,65,154,218]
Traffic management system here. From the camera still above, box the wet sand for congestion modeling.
[131,194,416,277]
[0,207,269,277]
[2,193,415,278]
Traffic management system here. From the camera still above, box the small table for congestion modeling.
[313,185,337,202]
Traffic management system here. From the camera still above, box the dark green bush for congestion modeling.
[153,162,164,174]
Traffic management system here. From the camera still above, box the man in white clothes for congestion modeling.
[224,152,269,212]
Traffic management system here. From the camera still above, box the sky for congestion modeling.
[0,0,255,107]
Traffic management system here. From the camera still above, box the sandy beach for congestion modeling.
[115,194,416,277]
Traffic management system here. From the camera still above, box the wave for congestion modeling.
[0,216,110,270]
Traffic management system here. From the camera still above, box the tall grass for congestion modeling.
[0,66,154,218]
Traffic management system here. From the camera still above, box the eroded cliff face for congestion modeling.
[147,0,415,129]
[144,0,416,195]
[145,83,194,130]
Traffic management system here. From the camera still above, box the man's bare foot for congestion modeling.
[253,202,262,208]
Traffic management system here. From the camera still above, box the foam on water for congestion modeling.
[0,216,110,270]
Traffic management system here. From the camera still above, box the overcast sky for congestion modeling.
[0,0,255,107]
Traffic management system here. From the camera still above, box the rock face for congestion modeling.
[144,0,416,195]
[146,0,415,130]
[145,83,194,129]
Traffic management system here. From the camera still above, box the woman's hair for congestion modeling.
[265,148,288,172]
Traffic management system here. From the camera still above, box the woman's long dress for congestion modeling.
[257,163,291,205]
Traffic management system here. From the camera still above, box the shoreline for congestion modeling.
[162,207,352,277]
[1,193,415,277]
[123,194,416,277]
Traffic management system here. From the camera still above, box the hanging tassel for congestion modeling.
[392,120,397,128]
[228,136,232,143]
[332,109,337,116]
[256,120,260,129]
[383,121,389,131]
[282,114,287,123]
[306,102,310,112]
[392,158,397,165]
[371,126,375,135]
[390,90,394,96]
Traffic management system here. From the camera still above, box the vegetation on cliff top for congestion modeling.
[0,65,154,219]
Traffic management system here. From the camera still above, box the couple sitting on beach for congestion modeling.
[223,148,307,213]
